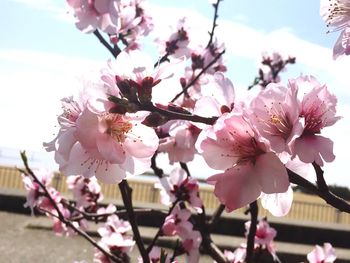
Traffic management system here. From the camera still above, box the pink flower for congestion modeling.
[223,248,246,263]
[307,243,336,263]
[179,229,202,263]
[158,121,201,164]
[137,246,176,263]
[245,219,280,262]
[320,0,350,59]
[193,72,235,126]
[247,82,303,155]
[333,26,350,59]
[199,112,289,211]
[156,167,203,212]
[260,186,293,217]
[320,0,350,32]
[67,0,119,33]
[162,206,193,236]
[156,17,191,58]
[47,96,159,183]
[291,76,341,166]
[110,0,153,49]
[67,175,103,209]
[98,214,132,237]
[22,169,56,213]
[94,233,135,263]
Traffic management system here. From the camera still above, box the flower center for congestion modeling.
[325,0,350,31]
[104,114,133,143]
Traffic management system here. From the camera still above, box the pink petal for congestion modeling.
[260,186,293,217]
[255,152,289,194]
[96,133,126,164]
[294,135,335,166]
[207,165,261,212]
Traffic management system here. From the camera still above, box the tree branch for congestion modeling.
[170,50,225,103]
[246,201,258,263]
[287,168,350,213]
[146,200,179,254]
[119,180,149,263]
[93,30,121,58]
[206,0,222,48]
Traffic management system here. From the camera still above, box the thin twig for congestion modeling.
[40,208,122,263]
[20,151,64,220]
[180,162,191,177]
[206,0,222,48]
[170,50,225,103]
[140,102,218,125]
[246,201,258,263]
[287,168,350,213]
[93,30,121,58]
[151,152,164,178]
[313,162,329,192]
[209,204,225,228]
[146,200,179,254]
[20,152,121,262]
[197,205,227,263]
[119,180,149,263]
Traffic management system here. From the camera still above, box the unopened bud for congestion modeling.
[142,112,168,127]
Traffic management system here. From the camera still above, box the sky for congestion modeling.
[1,0,350,187]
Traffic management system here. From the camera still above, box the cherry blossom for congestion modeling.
[291,76,341,166]
[156,167,203,212]
[158,121,201,164]
[156,17,191,59]
[320,0,350,59]
[98,214,132,237]
[67,175,103,209]
[307,243,337,263]
[67,0,119,33]
[245,219,280,262]
[179,229,202,263]
[45,91,159,184]
[222,248,246,263]
[22,169,57,213]
[112,0,154,49]
[333,26,350,59]
[137,246,178,263]
[247,82,303,156]
[199,112,289,211]
[94,233,135,263]
[161,206,193,236]
[320,0,350,33]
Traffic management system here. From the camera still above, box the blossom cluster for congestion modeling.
[20,0,347,262]
[67,0,153,49]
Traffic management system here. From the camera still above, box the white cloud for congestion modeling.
[9,0,72,22]
[0,49,104,154]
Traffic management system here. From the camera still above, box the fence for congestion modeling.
[1,165,349,224]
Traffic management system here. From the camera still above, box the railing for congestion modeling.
[1,165,349,224]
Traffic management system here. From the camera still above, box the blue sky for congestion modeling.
[1,0,349,187]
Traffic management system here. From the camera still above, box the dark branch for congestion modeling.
[140,102,218,125]
[206,0,222,48]
[209,204,225,229]
[151,152,164,178]
[180,162,191,177]
[118,180,149,263]
[93,30,121,58]
[246,201,258,263]
[170,50,225,103]
[20,152,122,262]
[287,168,350,213]
[146,200,179,254]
